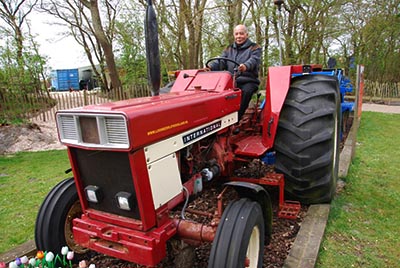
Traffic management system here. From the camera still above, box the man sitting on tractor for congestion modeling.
[206,24,262,119]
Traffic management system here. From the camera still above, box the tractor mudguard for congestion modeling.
[223,181,273,244]
[262,66,292,149]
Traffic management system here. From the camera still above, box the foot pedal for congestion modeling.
[278,201,301,220]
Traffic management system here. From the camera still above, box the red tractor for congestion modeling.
[35,2,340,267]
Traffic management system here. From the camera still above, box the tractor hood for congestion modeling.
[56,86,240,151]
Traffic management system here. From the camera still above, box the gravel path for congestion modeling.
[361,103,400,114]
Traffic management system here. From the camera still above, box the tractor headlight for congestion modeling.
[115,192,133,211]
[85,185,102,203]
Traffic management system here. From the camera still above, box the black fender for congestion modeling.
[224,181,273,244]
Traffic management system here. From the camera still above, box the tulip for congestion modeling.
[28,258,36,267]
[45,251,55,262]
[61,246,69,256]
[36,250,45,268]
[88,264,96,268]
[36,251,44,260]
[61,246,69,265]
[14,258,21,266]
[21,256,29,265]
[78,260,87,268]
[67,251,74,268]
[8,262,18,268]
[45,251,55,268]
[66,251,74,261]
[0,262,6,268]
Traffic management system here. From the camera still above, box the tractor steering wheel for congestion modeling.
[205,57,241,72]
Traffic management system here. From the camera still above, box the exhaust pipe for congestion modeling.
[145,0,161,96]
[274,0,284,66]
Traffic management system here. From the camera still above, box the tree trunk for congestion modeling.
[82,0,121,94]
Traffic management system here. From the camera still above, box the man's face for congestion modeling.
[234,26,248,45]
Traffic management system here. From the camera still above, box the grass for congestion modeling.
[317,111,400,267]
[0,149,70,254]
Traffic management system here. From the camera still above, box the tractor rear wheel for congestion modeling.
[274,75,340,204]
[35,178,88,255]
[208,198,264,268]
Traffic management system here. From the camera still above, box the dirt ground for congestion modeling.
[0,120,64,155]
[0,103,399,155]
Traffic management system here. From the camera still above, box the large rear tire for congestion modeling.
[274,75,340,204]
[208,198,264,268]
[35,178,88,255]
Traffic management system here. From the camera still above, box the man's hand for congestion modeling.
[238,64,247,72]
[203,65,211,72]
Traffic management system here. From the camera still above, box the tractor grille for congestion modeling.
[58,115,78,140]
[71,148,140,220]
[104,117,129,144]
[57,113,129,149]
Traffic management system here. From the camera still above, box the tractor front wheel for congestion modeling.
[208,198,264,268]
[35,178,87,255]
[275,75,340,204]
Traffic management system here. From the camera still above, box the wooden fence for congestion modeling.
[1,80,400,123]
[364,80,400,99]
[1,85,151,123]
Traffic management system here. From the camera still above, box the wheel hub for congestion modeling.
[64,200,87,254]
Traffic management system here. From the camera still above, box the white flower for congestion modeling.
[88,264,96,268]
[67,251,74,260]
[61,246,69,256]
[29,258,36,266]
[20,256,29,264]
[8,262,18,268]
[45,251,55,263]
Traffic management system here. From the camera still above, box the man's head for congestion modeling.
[234,25,249,45]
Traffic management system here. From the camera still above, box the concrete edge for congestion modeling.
[283,117,359,268]
[0,119,360,266]
[0,240,36,263]
[339,118,360,178]
[283,204,331,268]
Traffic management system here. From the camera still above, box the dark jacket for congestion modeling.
[210,39,261,85]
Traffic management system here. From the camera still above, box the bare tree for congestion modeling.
[40,0,121,93]
[40,0,109,90]
[0,0,38,66]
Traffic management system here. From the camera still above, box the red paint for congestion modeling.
[73,214,175,266]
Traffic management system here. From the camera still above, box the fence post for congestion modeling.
[84,90,88,106]
[354,65,364,122]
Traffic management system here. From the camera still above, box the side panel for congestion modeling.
[147,153,182,209]
[262,66,292,149]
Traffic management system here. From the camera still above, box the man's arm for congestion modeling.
[243,44,262,71]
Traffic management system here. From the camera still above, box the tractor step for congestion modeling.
[233,135,268,157]
[278,201,301,220]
